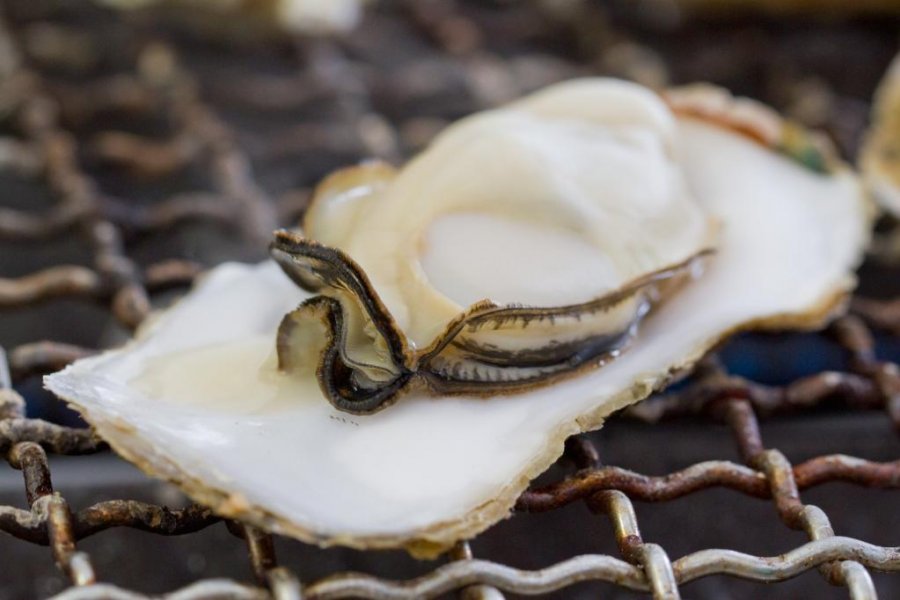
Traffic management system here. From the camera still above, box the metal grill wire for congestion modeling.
[0,1,899,598]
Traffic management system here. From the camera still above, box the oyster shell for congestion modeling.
[862,53,900,218]
[46,79,872,557]
[272,80,716,414]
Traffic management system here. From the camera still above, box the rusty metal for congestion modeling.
[625,364,888,423]
[237,524,280,587]
[142,259,205,291]
[1,1,899,598]
[518,454,900,512]
[8,342,96,381]
[449,542,504,600]
[5,436,97,587]
[0,417,105,455]
[1,497,218,545]
[0,266,103,308]
[587,490,680,599]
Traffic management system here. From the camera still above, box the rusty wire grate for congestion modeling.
[1,1,899,598]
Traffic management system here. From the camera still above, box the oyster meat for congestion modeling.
[46,79,872,556]
[272,80,716,413]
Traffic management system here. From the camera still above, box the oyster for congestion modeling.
[46,79,872,556]
[272,80,716,414]
[862,53,900,217]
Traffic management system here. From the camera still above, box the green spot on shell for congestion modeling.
[779,122,833,175]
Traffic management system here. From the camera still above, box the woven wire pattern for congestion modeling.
[1,1,899,598]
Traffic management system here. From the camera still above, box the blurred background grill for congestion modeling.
[1,1,899,598]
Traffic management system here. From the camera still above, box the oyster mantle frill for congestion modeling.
[45,79,872,556]
[272,80,716,414]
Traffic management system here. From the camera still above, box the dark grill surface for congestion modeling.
[1,1,899,598]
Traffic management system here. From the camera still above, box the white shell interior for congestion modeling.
[45,84,869,550]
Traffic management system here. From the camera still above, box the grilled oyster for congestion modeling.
[272,79,716,414]
[46,79,872,556]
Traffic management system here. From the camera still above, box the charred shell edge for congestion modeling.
[271,228,712,414]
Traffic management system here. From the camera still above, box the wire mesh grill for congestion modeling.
[1,1,899,598]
